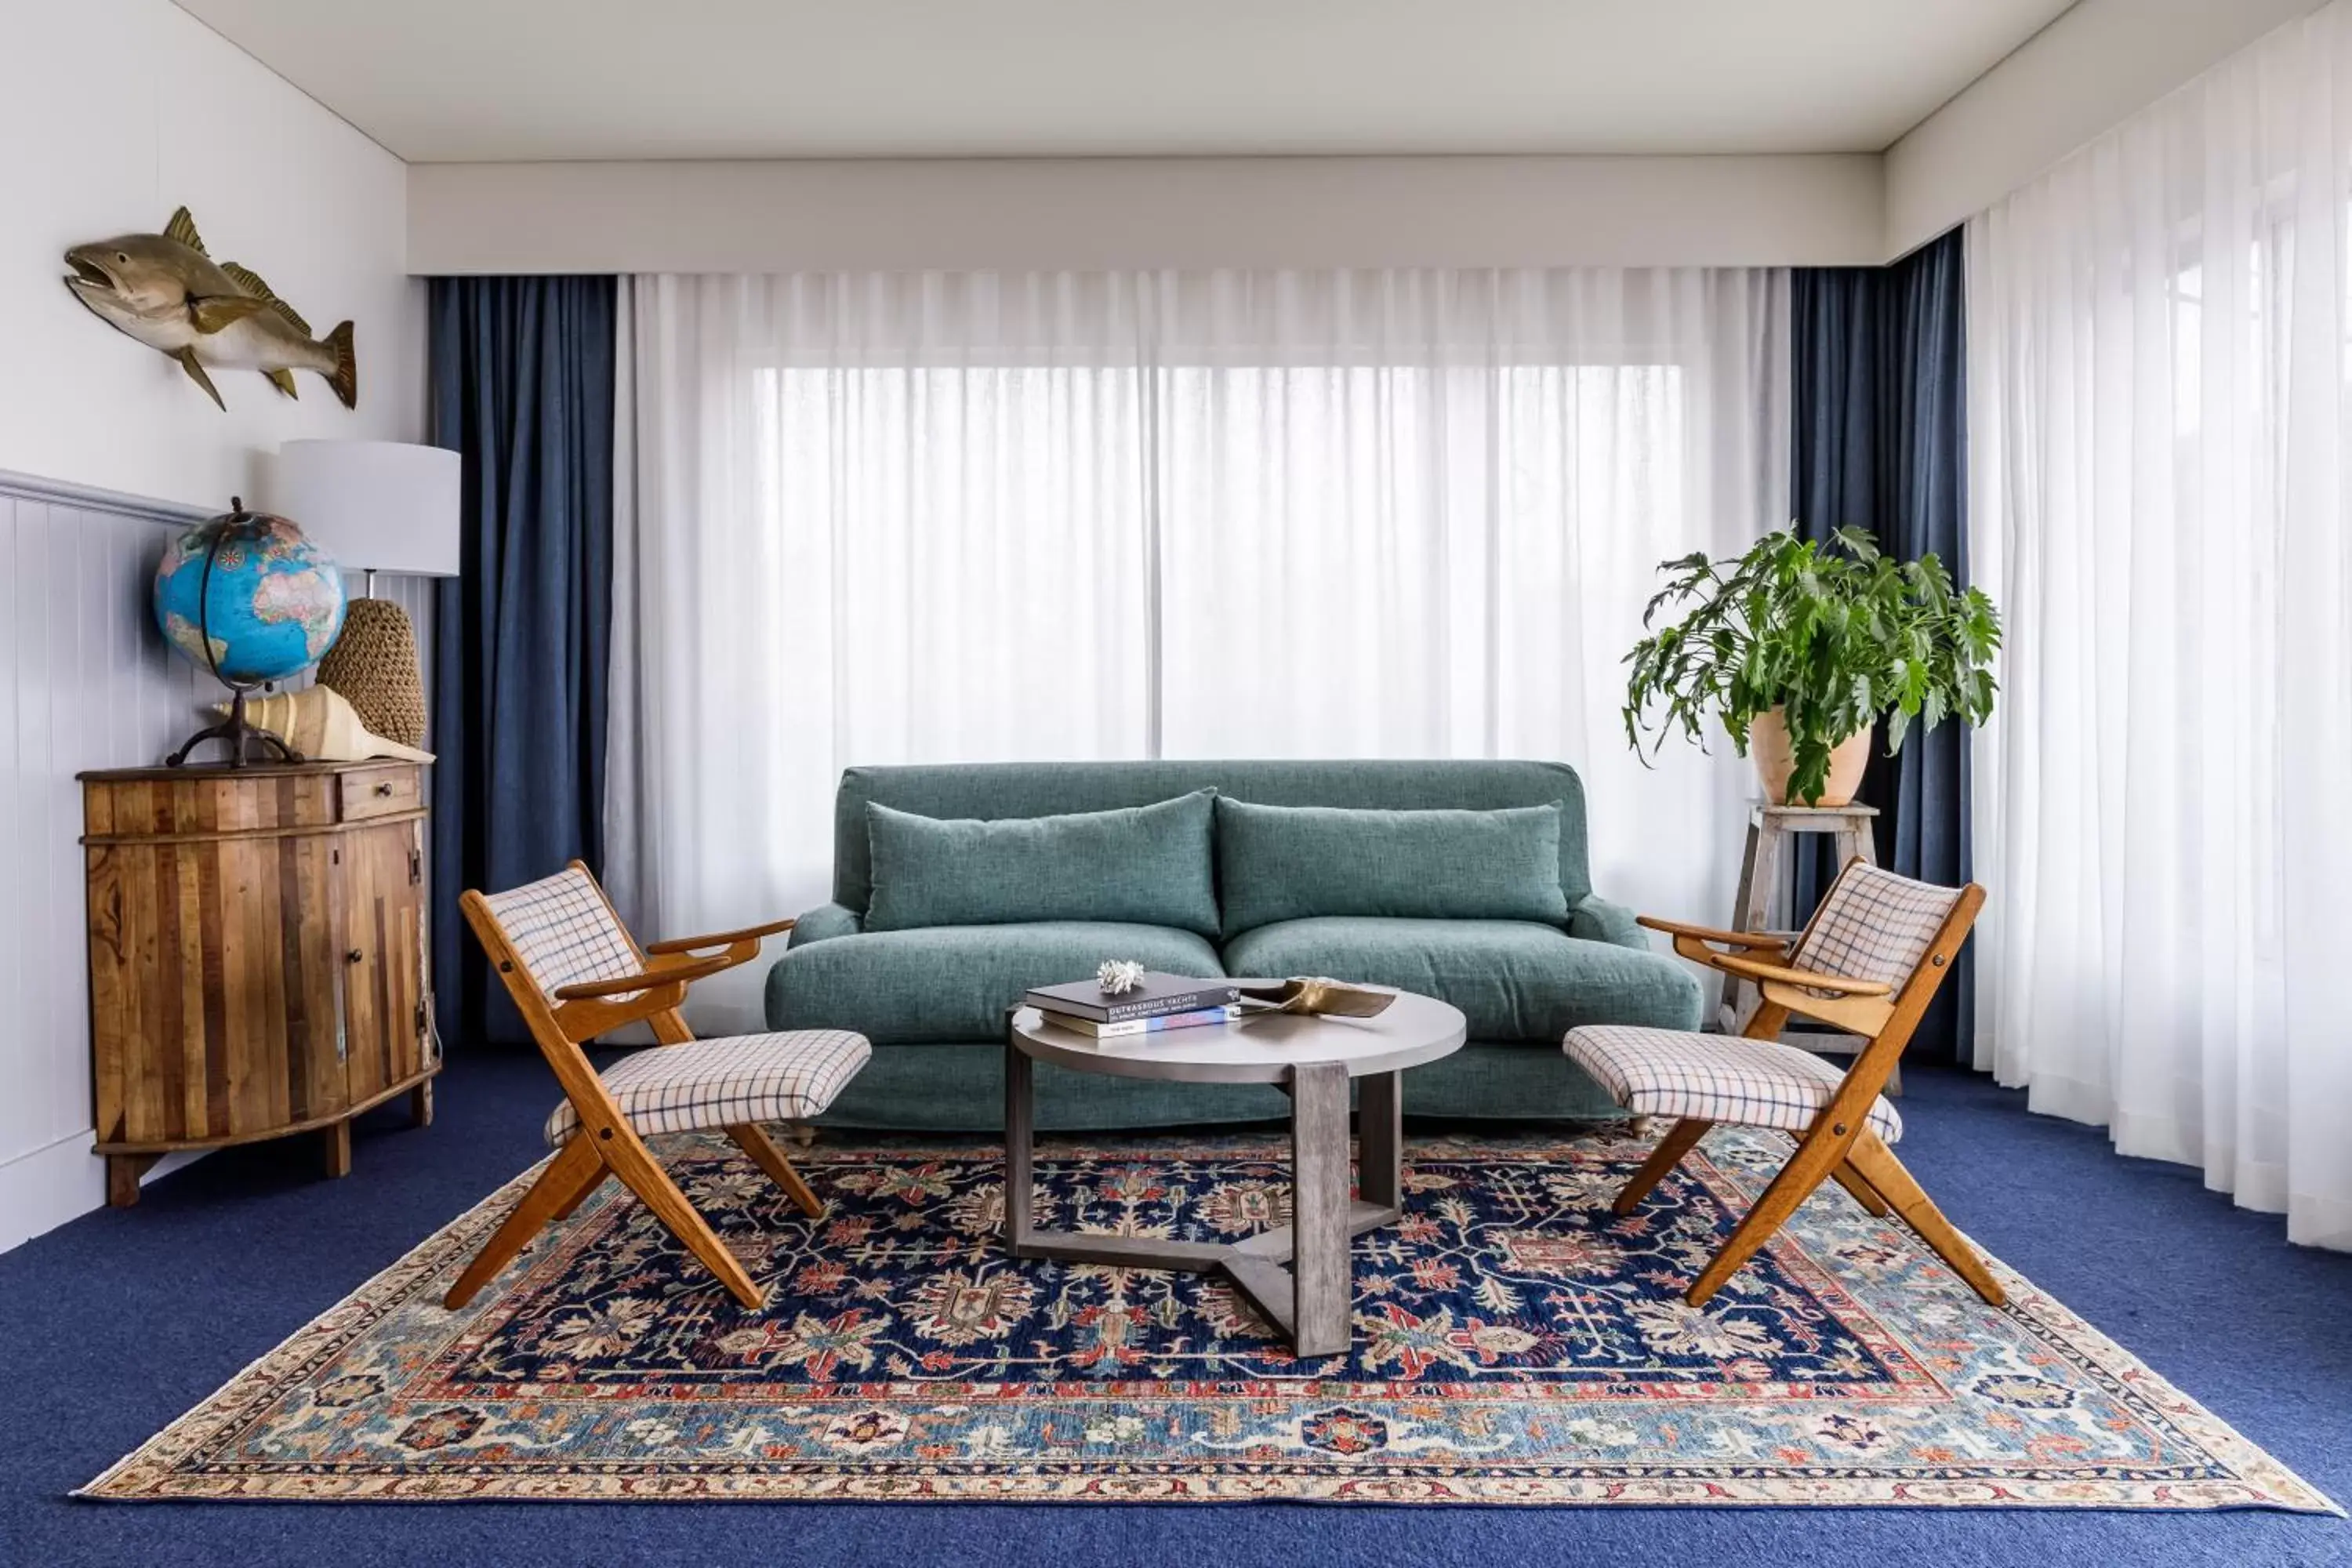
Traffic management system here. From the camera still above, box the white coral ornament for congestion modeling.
[1097,959,1146,995]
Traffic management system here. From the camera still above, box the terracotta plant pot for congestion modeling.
[1748,708,1871,807]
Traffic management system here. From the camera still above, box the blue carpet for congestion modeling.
[2,1054,2347,1568]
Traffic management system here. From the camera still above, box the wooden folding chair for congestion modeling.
[1564,859,1997,1308]
[445,862,870,1311]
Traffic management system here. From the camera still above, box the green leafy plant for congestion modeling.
[1621,526,2002,804]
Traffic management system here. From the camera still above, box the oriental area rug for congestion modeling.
[85,1129,2336,1510]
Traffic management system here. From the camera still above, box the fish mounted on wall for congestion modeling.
[62,207,357,412]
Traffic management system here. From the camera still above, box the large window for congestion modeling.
[1965,0,2352,1247]
[610,269,1789,1026]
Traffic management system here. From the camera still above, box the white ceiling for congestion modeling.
[175,0,2078,163]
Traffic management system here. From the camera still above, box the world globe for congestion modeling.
[153,506,347,686]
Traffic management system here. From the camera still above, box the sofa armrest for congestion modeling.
[786,902,863,947]
[1569,894,1650,950]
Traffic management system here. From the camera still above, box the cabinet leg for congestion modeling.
[322,1119,353,1179]
[410,1080,435,1128]
[107,1154,161,1208]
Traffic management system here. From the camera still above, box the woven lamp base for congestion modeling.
[317,597,427,750]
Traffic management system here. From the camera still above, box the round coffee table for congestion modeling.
[1003,989,1466,1358]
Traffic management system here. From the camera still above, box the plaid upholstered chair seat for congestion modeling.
[445,862,873,1312]
[1563,1026,1902,1142]
[1558,860,1999,1311]
[544,1030,870,1146]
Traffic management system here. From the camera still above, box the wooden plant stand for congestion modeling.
[1720,802,1896,1091]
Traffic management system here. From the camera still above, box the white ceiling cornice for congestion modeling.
[1886,0,2332,256]
[405,154,1888,274]
[176,0,2074,164]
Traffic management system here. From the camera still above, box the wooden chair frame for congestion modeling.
[445,861,813,1311]
[1617,860,2001,1309]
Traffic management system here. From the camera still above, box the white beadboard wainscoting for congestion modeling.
[0,470,436,1250]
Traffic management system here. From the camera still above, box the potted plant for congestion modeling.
[1621,526,2002,806]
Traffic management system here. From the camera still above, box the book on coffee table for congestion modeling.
[1025,972,1399,1027]
[1033,1004,1247,1039]
[1024,973,1244,1025]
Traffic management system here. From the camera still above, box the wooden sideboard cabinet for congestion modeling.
[80,760,442,1207]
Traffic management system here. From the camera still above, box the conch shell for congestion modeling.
[213,686,433,764]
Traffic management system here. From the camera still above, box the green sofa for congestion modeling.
[764,760,1701,1130]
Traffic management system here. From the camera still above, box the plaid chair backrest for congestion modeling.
[477,867,642,1000]
[1788,862,1963,989]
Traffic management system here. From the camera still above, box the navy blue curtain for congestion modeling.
[429,277,617,1048]
[1790,228,1972,1058]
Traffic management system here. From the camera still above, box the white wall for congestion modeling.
[0,0,425,1248]
[1884,0,2329,258]
[408,154,1887,274]
[0,478,438,1253]
[0,0,424,510]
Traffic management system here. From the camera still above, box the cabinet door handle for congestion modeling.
[346,948,365,965]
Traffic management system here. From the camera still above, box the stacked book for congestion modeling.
[1024,973,1250,1039]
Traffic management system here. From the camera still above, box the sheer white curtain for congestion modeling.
[1967,1,2352,1248]
[608,268,1788,1032]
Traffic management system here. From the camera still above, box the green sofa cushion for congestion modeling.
[829,760,1595,916]
[1214,798,1569,936]
[862,792,1218,935]
[1220,916,1701,1041]
[767,920,1223,1045]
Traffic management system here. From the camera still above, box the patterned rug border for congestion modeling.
[79,1134,2345,1512]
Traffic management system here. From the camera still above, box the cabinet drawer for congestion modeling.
[339,764,421,821]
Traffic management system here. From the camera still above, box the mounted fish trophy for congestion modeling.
[63,207,357,410]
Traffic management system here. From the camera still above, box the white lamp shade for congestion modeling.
[267,440,461,578]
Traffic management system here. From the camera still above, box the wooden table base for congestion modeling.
[1003,1048,1403,1358]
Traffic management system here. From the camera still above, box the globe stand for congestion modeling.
[165,684,305,770]
[158,495,325,771]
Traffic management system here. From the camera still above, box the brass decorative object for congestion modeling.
[1238,978,1397,1019]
